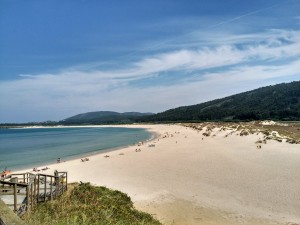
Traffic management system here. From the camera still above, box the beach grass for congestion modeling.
[183,121,300,143]
[23,182,161,225]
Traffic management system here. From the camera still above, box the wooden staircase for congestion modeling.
[0,171,67,219]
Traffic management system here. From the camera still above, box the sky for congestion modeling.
[0,0,300,123]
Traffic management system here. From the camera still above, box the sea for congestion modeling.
[0,126,152,171]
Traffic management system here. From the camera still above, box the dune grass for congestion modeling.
[23,182,161,225]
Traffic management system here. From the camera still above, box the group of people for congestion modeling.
[1,168,11,178]
[32,167,40,172]
[81,157,90,162]
[32,167,49,172]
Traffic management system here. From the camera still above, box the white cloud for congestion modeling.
[131,29,300,75]
[0,29,300,122]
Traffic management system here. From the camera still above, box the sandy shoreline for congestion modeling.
[16,124,300,225]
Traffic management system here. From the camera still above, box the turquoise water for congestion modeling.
[0,127,152,171]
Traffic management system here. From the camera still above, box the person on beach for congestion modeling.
[1,168,11,178]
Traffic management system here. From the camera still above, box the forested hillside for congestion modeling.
[61,111,153,124]
[139,81,300,122]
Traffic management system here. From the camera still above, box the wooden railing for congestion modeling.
[0,171,67,216]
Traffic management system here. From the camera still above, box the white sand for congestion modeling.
[16,124,300,225]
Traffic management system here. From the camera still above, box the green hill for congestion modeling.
[61,111,153,124]
[139,81,300,122]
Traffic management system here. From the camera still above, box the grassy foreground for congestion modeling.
[23,183,161,225]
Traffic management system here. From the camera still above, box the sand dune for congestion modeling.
[17,124,300,225]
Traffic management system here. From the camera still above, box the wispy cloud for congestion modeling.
[1,28,299,122]
[121,29,300,79]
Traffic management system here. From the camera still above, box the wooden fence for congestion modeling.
[0,171,67,216]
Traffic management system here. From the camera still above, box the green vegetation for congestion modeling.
[60,111,153,125]
[23,183,161,225]
[139,81,300,122]
[0,121,59,128]
[0,199,25,225]
[183,121,300,143]
[1,81,299,127]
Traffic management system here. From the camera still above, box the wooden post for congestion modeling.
[50,177,53,200]
[66,172,68,191]
[14,184,17,212]
[30,183,33,210]
[37,175,40,203]
[34,177,37,206]
[54,170,58,198]
[23,174,25,183]
[44,175,47,201]
[57,176,60,196]
[60,175,65,194]
[26,185,29,211]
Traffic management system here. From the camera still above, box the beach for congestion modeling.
[16,124,300,225]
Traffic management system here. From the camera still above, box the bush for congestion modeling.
[23,183,161,225]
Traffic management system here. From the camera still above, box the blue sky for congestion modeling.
[1,0,300,122]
